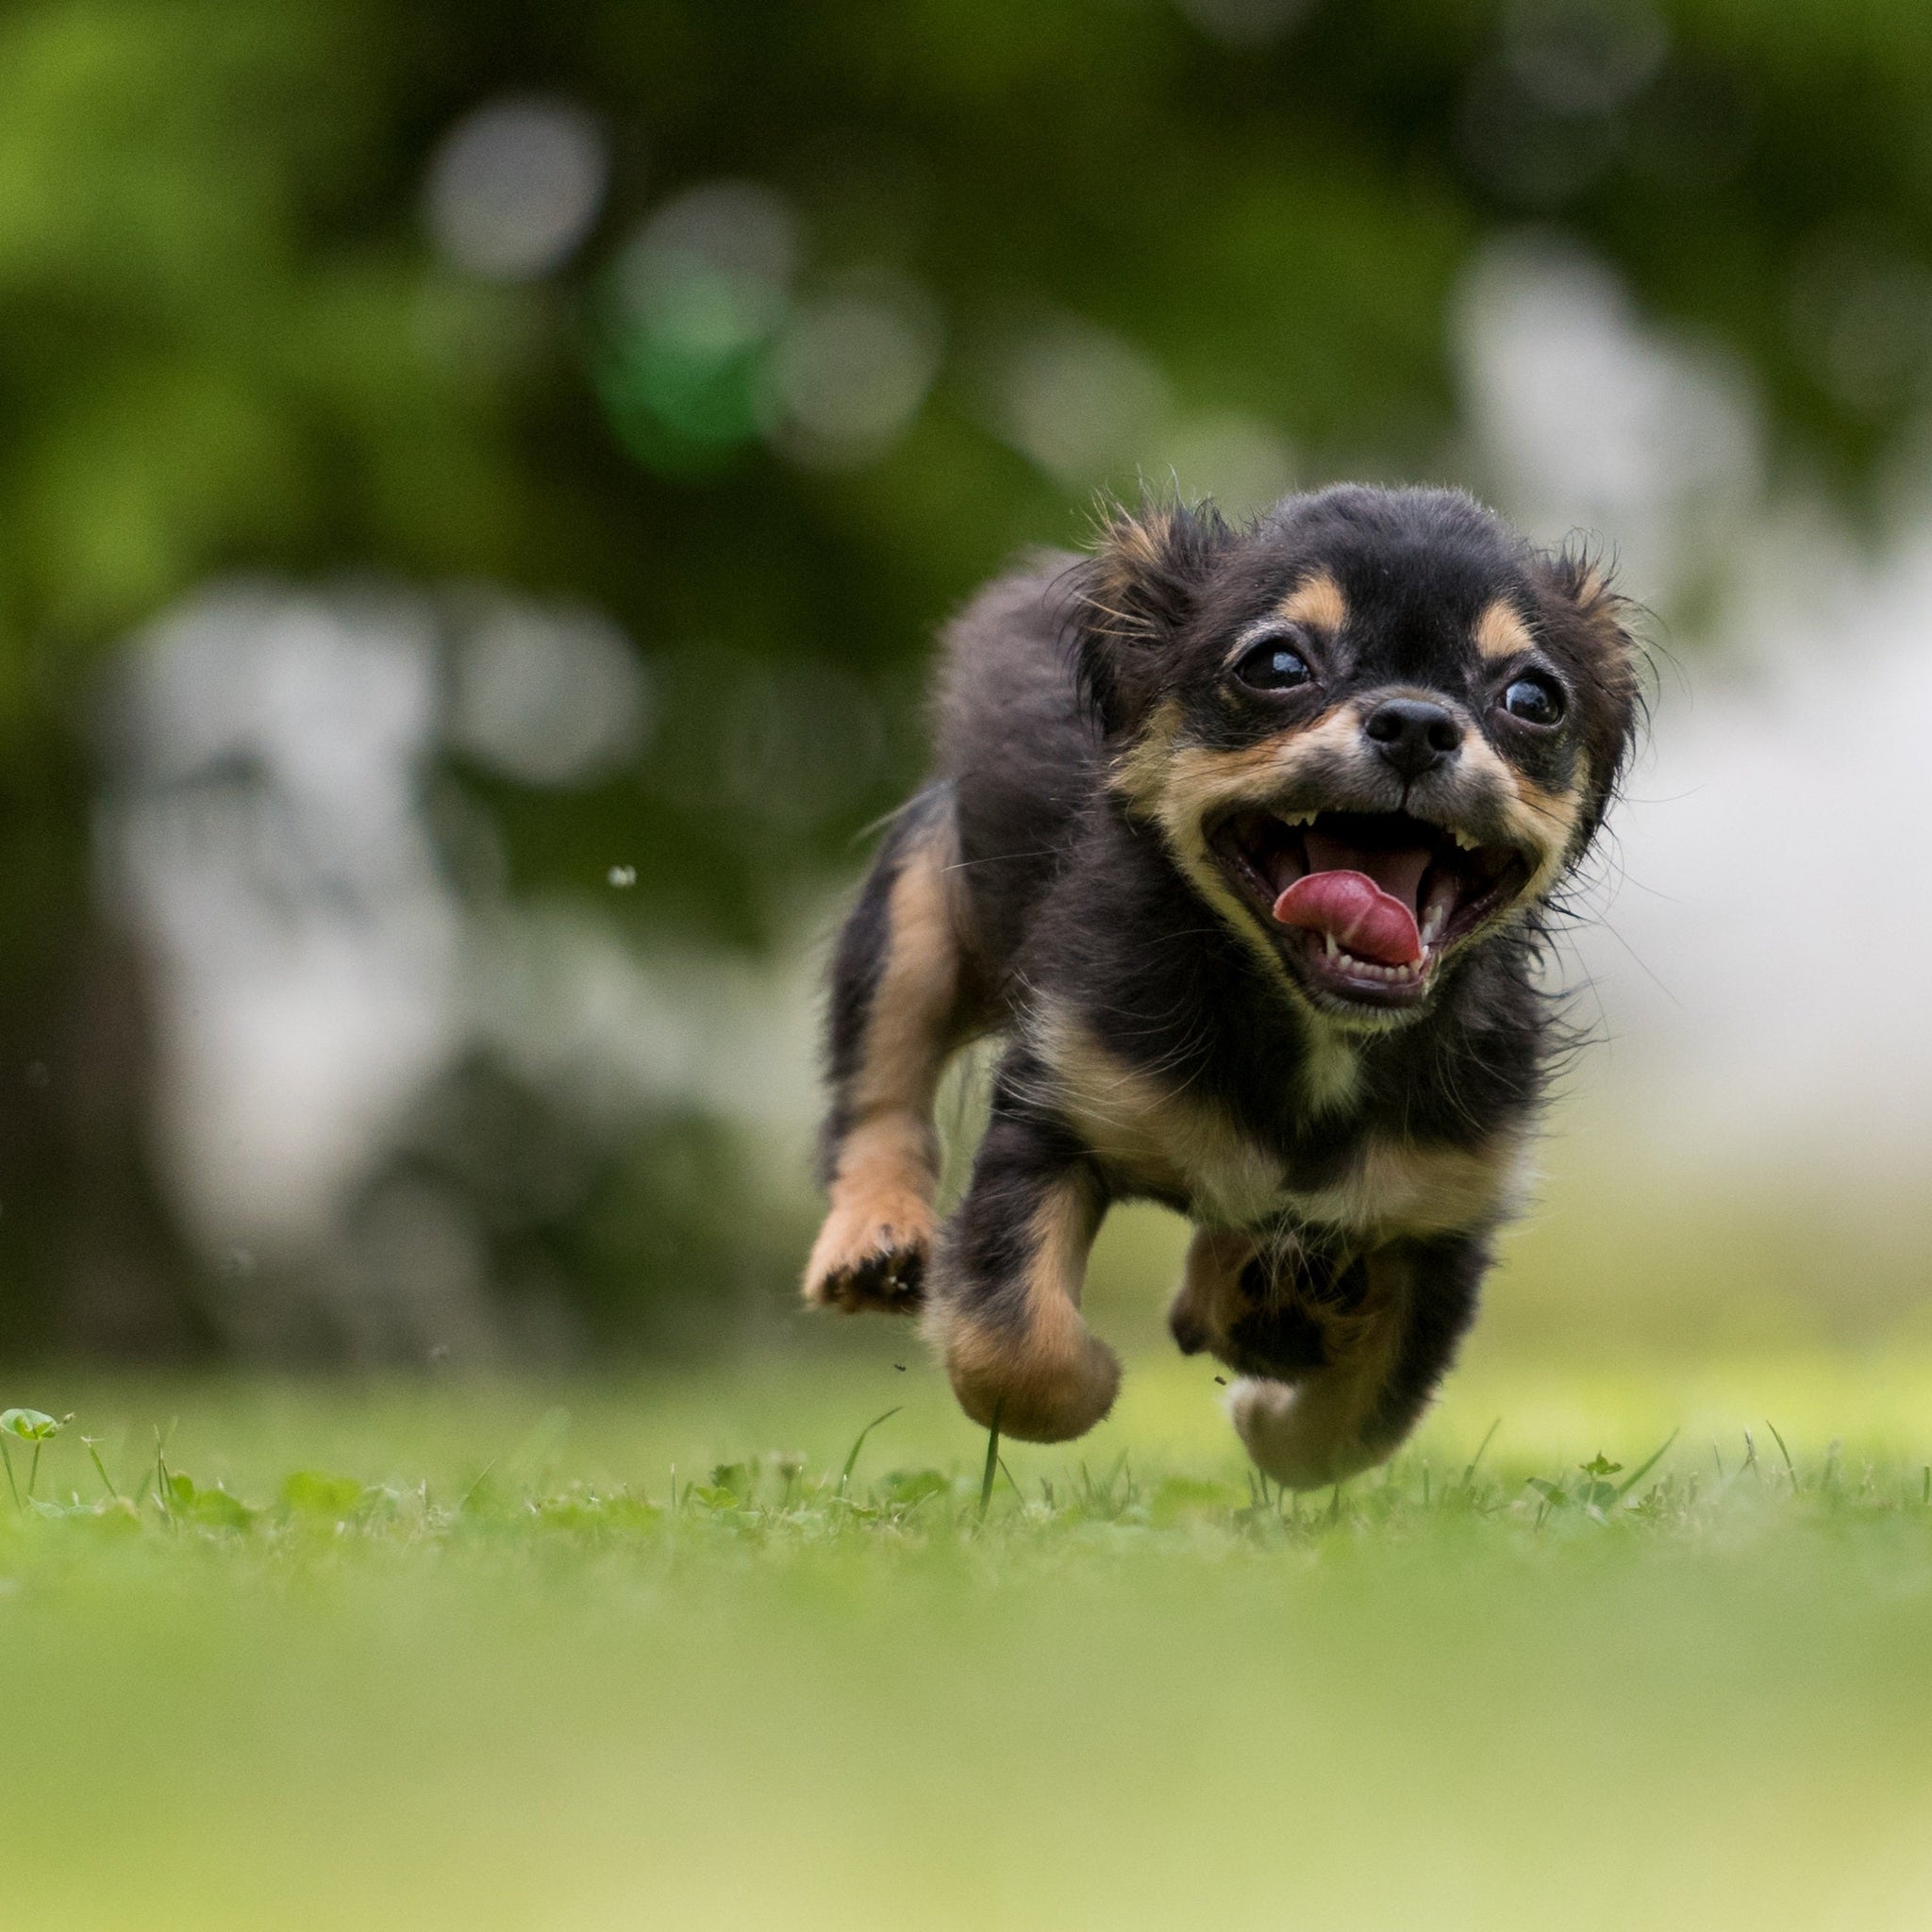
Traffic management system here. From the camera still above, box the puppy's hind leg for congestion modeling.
[925,1059,1120,1443]
[1227,1234,1487,1491]
[805,786,976,1313]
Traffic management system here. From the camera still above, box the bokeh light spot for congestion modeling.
[450,596,650,790]
[598,181,802,473]
[760,272,944,470]
[424,96,609,281]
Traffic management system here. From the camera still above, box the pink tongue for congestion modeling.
[1272,871,1423,966]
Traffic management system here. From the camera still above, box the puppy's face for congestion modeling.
[1076,486,1640,1030]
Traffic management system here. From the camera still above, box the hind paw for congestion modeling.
[934,1297,1121,1443]
[1227,1376,1387,1491]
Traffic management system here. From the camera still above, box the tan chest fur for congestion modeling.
[1026,1006,1525,1239]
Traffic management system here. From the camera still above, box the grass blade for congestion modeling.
[82,1436,123,1503]
[0,1439,18,1513]
[457,1459,497,1514]
[839,1407,902,1493]
[1459,1418,1502,1492]
[1765,1420,1797,1487]
[1613,1428,1679,1499]
[977,1403,1003,1520]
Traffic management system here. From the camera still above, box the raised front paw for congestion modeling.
[802,1194,937,1312]
[1168,1227,1360,1382]
[1168,1228,1251,1354]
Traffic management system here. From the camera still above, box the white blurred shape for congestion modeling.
[1451,232,1932,1179]
[1455,232,1760,600]
[452,597,650,788]
[425,96,608,281]
[105,585,461,1255]
[1574,515,1932,1177]
[991,317,1174,485]
[103,579,829,1309]
[763,272,943,468]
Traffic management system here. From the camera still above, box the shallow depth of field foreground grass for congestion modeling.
[6,1342,1932,1932]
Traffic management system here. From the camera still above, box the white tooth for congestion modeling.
[1324,931,1338,959]
[1452,829,1478,852]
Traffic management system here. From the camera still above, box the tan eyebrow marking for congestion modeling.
[1275,570,1347,634]
[1474,598,1537,662]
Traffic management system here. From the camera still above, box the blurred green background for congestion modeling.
[11,14,1932,1928]
[2,0,1929,1366]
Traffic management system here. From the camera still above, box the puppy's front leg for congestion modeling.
[1168,1224,1349,1384]
[805,789,971,1313]
[1227,1233,1487,1490]
[926,1078,1119,1444]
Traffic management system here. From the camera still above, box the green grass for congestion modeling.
[5,1343,1932,1931]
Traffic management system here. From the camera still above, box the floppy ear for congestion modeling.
[1069,498,1231,735]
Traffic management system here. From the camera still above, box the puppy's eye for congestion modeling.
[1235,637,1312,691]
[1501,674,1564,726]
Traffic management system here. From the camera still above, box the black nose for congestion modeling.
[1363,696,1464,780]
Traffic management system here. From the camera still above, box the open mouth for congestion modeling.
[1208,808,1532,1009]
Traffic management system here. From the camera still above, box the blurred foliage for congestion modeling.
[9,1,1932,900]
[1,0,1929,1354]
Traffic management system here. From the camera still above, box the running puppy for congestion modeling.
[805,485,1640,1487]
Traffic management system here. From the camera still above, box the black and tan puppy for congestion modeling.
[804,485,1639,1487]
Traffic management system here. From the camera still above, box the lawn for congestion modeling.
[4,1324,1932,1932]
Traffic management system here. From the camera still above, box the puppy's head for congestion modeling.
[1072,485,1641,1030]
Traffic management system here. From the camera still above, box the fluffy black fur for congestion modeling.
[807,484,1641,1484]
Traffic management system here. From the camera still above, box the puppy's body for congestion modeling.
[807,486,1638,1486]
